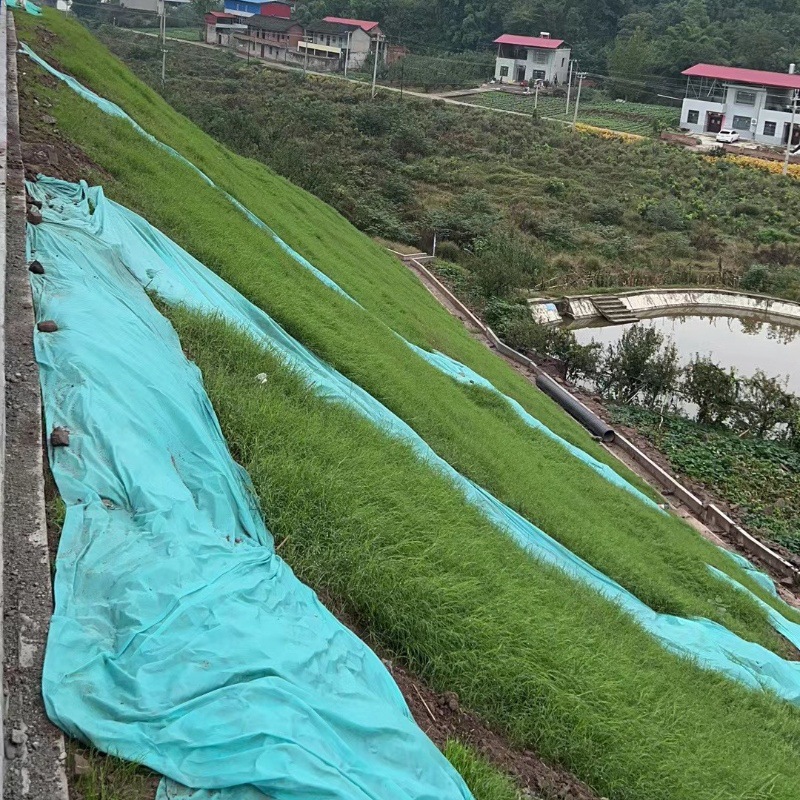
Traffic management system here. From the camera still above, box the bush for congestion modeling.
[642,198,687,231]
[682,357,739,426]
[598,325,680,407]
[739,264,771,293]
[588,200,625,226]
[733,370,798,438]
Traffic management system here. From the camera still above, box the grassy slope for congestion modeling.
[16,13,800,799]
[15,11,800,644]
[167,307,800,800]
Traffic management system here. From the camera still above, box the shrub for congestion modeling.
[598,325,680,407]
[588,200,625,226]
[733,370,798,438]
[642,198,687,231]
[739,264,771,293]
[682,357,739,426]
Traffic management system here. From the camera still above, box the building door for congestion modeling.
[706,112,723,133]
[783,122,800,146]
[516,65,526,83]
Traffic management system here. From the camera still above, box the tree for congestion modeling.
[682,357,738,426]
[733,370,797,438]
[607,28,655,101]
[191,0,221,20]
[598,325,680,407]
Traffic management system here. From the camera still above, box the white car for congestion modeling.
[715,129,740,143]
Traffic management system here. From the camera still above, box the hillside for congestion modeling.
[100,31,800,305]
[14,10,800,800]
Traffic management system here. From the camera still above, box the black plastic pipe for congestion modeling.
[535,374,615,443]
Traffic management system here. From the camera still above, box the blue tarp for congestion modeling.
[29,180,473,800]
[30,178,800,743]
[8,0,43,16]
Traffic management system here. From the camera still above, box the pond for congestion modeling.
[570,313,800,394]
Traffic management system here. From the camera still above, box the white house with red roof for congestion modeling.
[493,33,570,85]
[681,63,800,147]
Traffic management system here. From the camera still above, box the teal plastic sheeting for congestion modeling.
[30,178,800,714]
[30,182,473,800]
[20,42,657,511]
[8,0,42,15]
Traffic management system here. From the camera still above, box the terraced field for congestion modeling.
[459,90,681,135]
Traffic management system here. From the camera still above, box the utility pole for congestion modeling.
[343,30,351,77]
[534,81,539,110]
[371,34,383,99]
[565,59,575,116]
[303,31,309,77]
[572,72,586,128]
[158,0,166,87]
[783,88,799,176]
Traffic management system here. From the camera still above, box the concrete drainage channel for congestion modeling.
[2,10,70,799]
[397,251,800,592]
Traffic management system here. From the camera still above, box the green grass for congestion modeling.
[443,741,521,800]
[69,744,156,800]
[16,11,800,646]
[16,12,800,798]
[460,91,681,135]
[163,307,800,800]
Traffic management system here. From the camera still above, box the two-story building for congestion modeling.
[205,11,247,46]
[493,33,570,85]
[680,63,800,147]
[303,18,382,71]
[233,15,303,61]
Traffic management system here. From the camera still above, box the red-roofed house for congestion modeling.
[681,63,800,146]
[493,33,570,85]
[323,16,380,34]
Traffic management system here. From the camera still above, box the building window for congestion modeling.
[500,66,509,77]
[732,115,751,131]
[532,49,548,63]
[763,120,777,136]
[687,109,699,124]
[735,89,757,106]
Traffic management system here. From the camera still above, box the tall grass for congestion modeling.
[15,11,800,648]
[163,307,800,800]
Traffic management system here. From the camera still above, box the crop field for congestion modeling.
[16,10,800,800]
[459,90,681,135]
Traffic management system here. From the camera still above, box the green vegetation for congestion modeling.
[69,745,156,800]
[442,742,521,800]
[99,31,800,304]
[24,12,800,637]
[457,90,680,136]
[167,305,800,800]
[612,404,800,556]
[293,0,800,77]
[16,11,800,798]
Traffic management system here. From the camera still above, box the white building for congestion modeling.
[493,33,570,86]
[303,17,382,71]
[681,63,800,147]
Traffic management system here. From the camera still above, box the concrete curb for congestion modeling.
[3,11,69,799]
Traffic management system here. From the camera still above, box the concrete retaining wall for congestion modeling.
[550,288,800,326]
